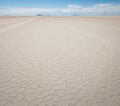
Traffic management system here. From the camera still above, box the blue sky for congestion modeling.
[0,0,120,16]
[0,0,120,8]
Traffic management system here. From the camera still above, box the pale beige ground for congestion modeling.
[0,16,120,106]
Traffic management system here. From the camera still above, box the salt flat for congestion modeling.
[0,16,120,106]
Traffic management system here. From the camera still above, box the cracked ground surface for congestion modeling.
[0,16,120,106]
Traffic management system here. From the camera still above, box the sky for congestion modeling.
[0,0,120,16]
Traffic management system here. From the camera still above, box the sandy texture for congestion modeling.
[0,16,120,106]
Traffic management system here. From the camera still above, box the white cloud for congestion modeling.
[0,4,120,16]
[62,4,120,14]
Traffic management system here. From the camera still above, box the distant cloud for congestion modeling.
[0,4,120,16]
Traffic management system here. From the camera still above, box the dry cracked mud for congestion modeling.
[0,16,120,106]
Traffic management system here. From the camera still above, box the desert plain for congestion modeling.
[0,16,120,106]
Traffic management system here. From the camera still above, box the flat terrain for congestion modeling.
[0,16,120,106]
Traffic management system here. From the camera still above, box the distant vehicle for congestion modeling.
[37,14,43,16]
[73,14,79,16]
